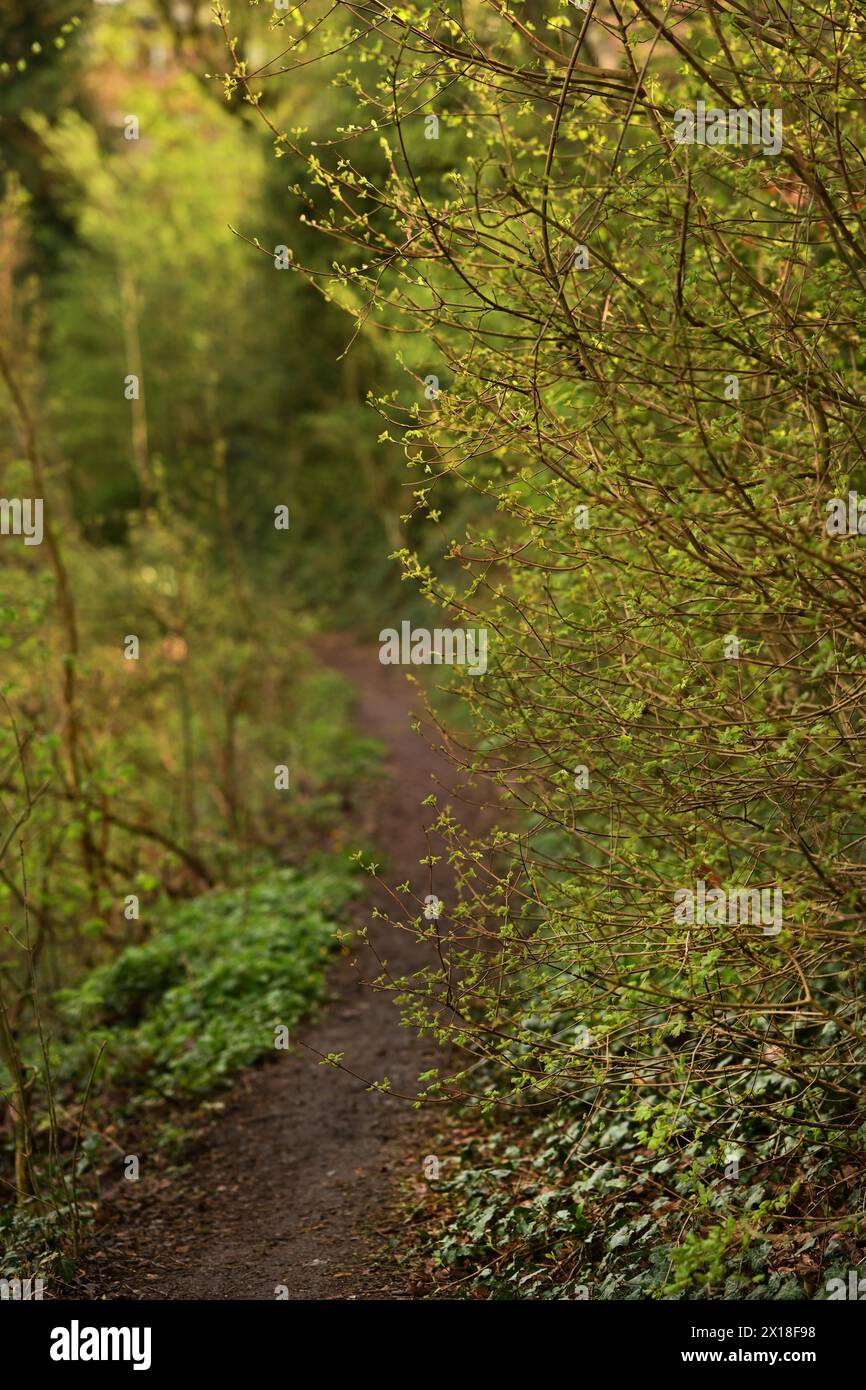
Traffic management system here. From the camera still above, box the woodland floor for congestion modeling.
[70,640,481,1301]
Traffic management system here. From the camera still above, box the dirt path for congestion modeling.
[75,641,472,1300]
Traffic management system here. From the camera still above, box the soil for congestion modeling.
[71,640,478,1301]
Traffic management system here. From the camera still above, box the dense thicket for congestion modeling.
[224,0,866,1293]
[0,0,392,1245]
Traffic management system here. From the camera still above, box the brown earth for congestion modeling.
[71,640,481,1301]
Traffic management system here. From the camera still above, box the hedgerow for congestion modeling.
[225,0,866,1295]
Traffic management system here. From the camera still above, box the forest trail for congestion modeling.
[77,640,473,1301]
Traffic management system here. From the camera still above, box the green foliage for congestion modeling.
[415,1079,848,1300]
[60,862,359,1098]
[0,0,399,1254]
[247,0,866,1296]
[0,1202,77,1287]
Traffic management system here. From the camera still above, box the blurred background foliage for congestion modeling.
[2,0,414,607]
[0,0,414,1253]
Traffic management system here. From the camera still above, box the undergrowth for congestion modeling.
[0,856,361,1286]
[411,1083,866,1302]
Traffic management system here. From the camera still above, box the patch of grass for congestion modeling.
[1,855,363,1291]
